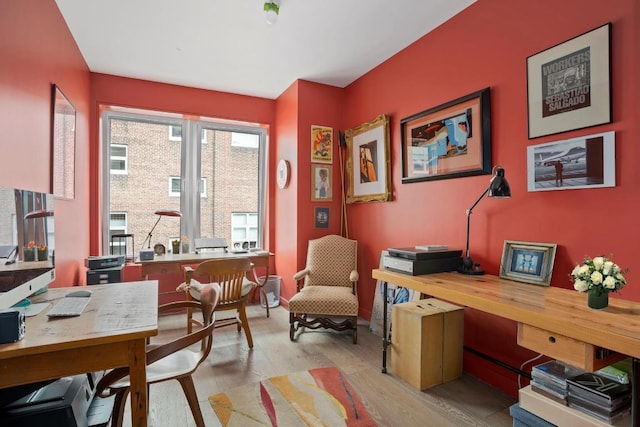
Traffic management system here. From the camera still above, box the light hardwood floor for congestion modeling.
[121,303,517,426]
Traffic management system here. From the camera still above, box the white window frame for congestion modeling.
[109,212,127,251]
[169,177,207,198]
[101,108,267,255]
[231,212,258,250]
[110,144,128,175]
[169,125,182,141]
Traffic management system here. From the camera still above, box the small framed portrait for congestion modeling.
[311,164,332,201]
[499,240,557,286]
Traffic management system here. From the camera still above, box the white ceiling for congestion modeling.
[55,0,475,100]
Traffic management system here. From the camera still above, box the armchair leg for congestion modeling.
[352,316,358,344]
[289,312,296,341]
[177,376,205,427]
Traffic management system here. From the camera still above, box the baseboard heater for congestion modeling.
[464,345,532,379]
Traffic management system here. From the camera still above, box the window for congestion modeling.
[102,109,266,255]
[231,212,258,250]
[169,177,207,197]
[110,144,128,174]
[109,212,127,255]
[169,125,182,141]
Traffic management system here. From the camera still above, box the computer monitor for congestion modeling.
[0,186,55,309]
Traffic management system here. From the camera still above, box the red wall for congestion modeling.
[274,81,345,301]
[343,0,640,395]
[0,0,91,286]
[3,0,639,398]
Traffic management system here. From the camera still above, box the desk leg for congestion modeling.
[128,339,148,427]
[249,261,270,318]
[382,281,388,373]
[633,357,638,427]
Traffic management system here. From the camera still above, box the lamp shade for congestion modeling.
[24,210,54,219]
[488,166,511,198]
[154,209,182,217]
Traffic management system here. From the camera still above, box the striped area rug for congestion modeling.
[209,367,377,426]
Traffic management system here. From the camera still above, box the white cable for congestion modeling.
[518,353,544,389]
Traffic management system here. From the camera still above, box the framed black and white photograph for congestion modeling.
[527,23,611,139]
[401,88,492,183]
[527,131,615,192]
[499,240,557,286]
[345,114,391,203]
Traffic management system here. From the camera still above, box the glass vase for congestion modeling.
[23,247,35,262]
[587,291,608,310]
[37,249,48,261]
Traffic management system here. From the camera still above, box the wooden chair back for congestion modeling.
[96,283,221,427]
[186,257,252,307]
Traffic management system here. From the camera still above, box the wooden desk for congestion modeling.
[0,281,158,427]
[139,251,274,314]
[372,269,640,426]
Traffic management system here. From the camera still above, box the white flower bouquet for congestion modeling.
[570,256,628,296]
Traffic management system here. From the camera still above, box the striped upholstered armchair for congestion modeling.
[288,235,359,344]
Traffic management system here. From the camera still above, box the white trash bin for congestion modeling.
[259,276,281,308]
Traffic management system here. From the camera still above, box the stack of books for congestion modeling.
[566,372,632,424]
[531,360,585,405]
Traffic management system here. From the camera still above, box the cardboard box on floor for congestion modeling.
[391,298,464,390]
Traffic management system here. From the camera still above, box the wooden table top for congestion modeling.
[372,269,640,359]
[0,280,159,359]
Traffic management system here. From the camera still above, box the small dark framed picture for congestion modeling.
[314,207,329,229]
[499,240,557,286]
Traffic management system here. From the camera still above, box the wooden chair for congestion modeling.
[182,257,255,348]
[180,238,270,317]
[95,283,221,427]
[289,235,359,344]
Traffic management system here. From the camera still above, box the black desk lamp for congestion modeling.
[458,165,511,275]
[140,209,182,250]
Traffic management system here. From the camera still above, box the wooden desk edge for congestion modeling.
[371,269,640,359]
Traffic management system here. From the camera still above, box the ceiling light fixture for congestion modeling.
[264,0,280,25]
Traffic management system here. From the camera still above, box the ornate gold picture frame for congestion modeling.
[344,114,391,204]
